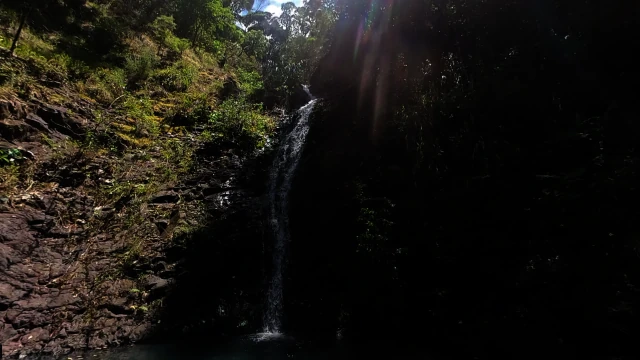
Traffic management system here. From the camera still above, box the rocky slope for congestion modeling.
[0,55,270,358]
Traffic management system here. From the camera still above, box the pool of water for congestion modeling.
[62,333,426,360]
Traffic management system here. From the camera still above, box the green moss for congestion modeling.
[112,122,136,133]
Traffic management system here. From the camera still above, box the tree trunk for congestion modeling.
[191,21,201,48]
[9,7,31,56]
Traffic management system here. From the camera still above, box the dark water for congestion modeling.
[61,335,426,360]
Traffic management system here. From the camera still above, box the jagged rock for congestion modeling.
[142,275,170,292]
[151,258,168,273]
[0,283,26,307]
[1,322,18,340]
[155,220,169,233]
[141,275,172,302]
[0,119,32,142]
[24,113,51,134]
[0,98,26,120]
[103,297,132,316]
[4,308,21,323]
[33,101,86,139]
[94,206,115,220]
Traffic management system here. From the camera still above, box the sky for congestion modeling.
[261,0,303,17]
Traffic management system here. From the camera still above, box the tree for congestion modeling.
[223,0,255,14]
[243,29,268,59]
[9,6,30,56]
[278,2,297,35]
[239,10,273,32]
[174,0,239,48]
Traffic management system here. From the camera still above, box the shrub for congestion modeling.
[208,98,274,150]
[43,53,72,81]
[0,58,33,93]
[0,164,20,192]
[237,68,264,98]
[124,37,159,85]
[153,59,198,92]
[12,29,56,59]
[84,68,127,104]
[50,54,90,80]
[169,92,211,126]
[165,35,190,55]
[150,15,176,41]
[150,15,190,56]
[160,138,193,181]
[0,148,23,165]
[122,95,159,137]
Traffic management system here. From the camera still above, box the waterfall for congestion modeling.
[263,88,317,335]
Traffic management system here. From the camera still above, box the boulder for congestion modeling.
[150,191,180,204]
[142,275,172,301]
[220,76,240,100]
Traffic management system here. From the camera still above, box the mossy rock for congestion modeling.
[112,122,135,133]
[116,132,153,148]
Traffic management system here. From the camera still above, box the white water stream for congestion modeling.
[263,87,317,336]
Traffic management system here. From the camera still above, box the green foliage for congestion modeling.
[84,68,127,104]
[242,30,268,59]
[122,95,159,137]
[2,27,56,59]
[160,138,193,181]
[223,0,255,14]
[245,0,335,105]
[150,15,177,41]
[174,0,239,49]
[0,148,23,165]
[164,35,191,56]
[170,92,212,126]
[124,40,159,84]
[150,15,190,55]
[153,59,199,92]
[47,53,89,79]
[0,164,20,192]
[208,97,274,150]
[236,68,263,98]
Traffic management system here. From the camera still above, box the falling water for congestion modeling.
[263,87,317,335]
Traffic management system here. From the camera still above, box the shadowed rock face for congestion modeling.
[0,167,266,358]
[0,197,151,356]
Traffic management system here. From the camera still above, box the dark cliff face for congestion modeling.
[290,0,640,357]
